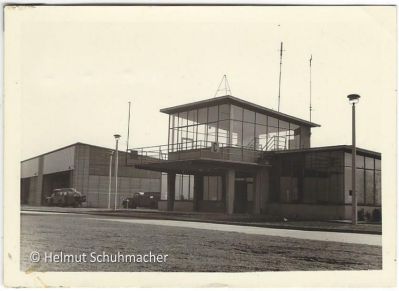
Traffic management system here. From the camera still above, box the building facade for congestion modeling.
[21,143,161,208]
[131,95,381,220]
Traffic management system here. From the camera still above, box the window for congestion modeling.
[268,116,278,128]
[207,123,217,143]
[231,120,243,146]
[175,174,194,200]
[203,176,223,200]
[365,170,374,204]
[198,107,207,124]
[255,113,267,125]
[356,168,365,204]
[178,111,188,127]
[187,110,197,126]
[208,106,218,123]
[231,105,243,121]
[218,120,230,145]
[243,122,255,148]
[365,157,374,170]
[219,104,230,120]
[243,109,255,123]
[375,159,381,170]
[375,170,381,205]
[255,124,267,150]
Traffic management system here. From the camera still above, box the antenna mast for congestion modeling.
[214,74,232,97]
[277,42,284,112]
[126,101,131,165]
[309,55,312,122]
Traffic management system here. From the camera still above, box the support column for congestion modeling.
[254,167,269,214]
[225,169,235,214]
[167,173,176,211]
[193,175,203,212]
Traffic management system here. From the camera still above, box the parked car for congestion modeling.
[45,188,86,207]
[122,192,160,209]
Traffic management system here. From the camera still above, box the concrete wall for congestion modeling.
[86,175,161,208]
[300,126,311,149]
[21,143,162,208]
[158,200,168,211]
[173,201,194,212]
[21,158,39,178]
[43,146,75,174]
[198,201,225,212]
[73,144,90,197]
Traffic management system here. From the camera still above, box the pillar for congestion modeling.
[300,126,311,149]
[225,169,235,214]
[193,175,203,212]
[254,167,269,214]
[167,173,176,211]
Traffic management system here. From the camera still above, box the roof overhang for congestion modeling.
[135,158,270,175]
[160,95,320,128]
[264,145,381,158]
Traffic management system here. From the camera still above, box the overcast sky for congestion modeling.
[15,6,395,160]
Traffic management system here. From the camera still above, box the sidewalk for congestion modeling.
[21,206,382,235]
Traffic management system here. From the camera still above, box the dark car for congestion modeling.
[122,192,160,209]
[45,188,86,207]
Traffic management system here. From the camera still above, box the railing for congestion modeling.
[129,136,291,165]
[263,136,287,151]
[129,140,264,164]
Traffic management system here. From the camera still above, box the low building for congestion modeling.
[21,142,161,207]
[131,95,381,220]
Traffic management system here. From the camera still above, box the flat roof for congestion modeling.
[160,95,320,128]
[266,145,381,158]
[21,142,121,163]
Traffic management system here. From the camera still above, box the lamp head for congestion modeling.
[114,134,121,140]
[347,94,360,104]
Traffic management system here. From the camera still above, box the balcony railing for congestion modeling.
[129,141,262,164]
[129,137,289,165]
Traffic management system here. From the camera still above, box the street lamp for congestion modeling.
[114,134,121,210]
[107,150,114,209]
[347,94,360,225]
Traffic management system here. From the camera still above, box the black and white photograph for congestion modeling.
[3,3,396,288]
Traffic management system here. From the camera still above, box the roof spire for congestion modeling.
[214,74,232,97]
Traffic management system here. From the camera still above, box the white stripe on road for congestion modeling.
[89,217,382,246]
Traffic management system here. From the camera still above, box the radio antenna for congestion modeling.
[309,55,313,122]
[214,74,232,97]
[277,42,284,112]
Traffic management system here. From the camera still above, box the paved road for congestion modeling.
[21,211,382,272]
[89,217,381,246]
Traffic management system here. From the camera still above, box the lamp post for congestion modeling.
[114,134,121,210]
[107,150,114,209]
[347,94,360,225]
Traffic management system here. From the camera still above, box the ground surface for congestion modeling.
[21,211,382,272]
[21,206,382,234]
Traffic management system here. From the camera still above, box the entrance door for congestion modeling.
[234,180,247,213]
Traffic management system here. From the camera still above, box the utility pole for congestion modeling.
[126,101,131,165]
[347,94,361,225]
[107,150,114,209]
[113,134,121,210]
